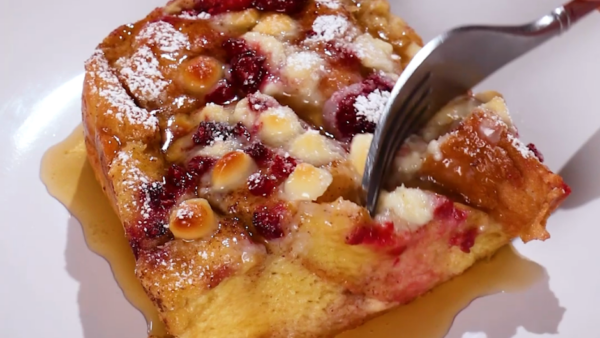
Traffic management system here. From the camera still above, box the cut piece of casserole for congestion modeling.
[82,0,570,336]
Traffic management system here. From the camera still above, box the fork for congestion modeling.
[362,0,599,215]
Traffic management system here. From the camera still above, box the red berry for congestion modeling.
[449,228,478,253]
[167,164,191,189]
[252,205,284,239]
[223,38,250,60]
[247,93,275,112]
[193,121,231,145]
[346,222,406,255]
[562,182,572,196]
[324,42,360,69]
[145,182,165,210]
[244,143,273,165]
[187,156,216,176]
[248,172,279,196]
[526,143,544,162]
[252,0,308,14]
[205,79,238,105]
[336,92,376,138]
[324,74,396,140]
[194,0,252,14]
[364,73,395,92]
[270,155,296,180]
[231,122,251,140]
[434,199,468,224]
[231,54,267,94]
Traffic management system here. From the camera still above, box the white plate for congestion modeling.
[0,1,598,337]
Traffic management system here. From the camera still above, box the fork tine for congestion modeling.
[391,86,431,145]
[387,77,431,141]
[362,73,431,211]
[380,76,432,174]
[379,73,431,164]
[383,88,431,179]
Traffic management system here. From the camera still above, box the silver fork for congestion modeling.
[362,0,599,215]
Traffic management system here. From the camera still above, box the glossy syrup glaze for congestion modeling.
[42,126,544,338]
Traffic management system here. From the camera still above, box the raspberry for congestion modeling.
[252,0,308,14]
[205,79,237,105]
[167,164,192,190]
[244,143,273,165]
[187,156,216,176]
[336,93,376,138]
[346,222,406,255]
[526,143,545,162]
[270,155,296,180]
[222,38,250,60]
[449,228,478,253]
[247,172,279,196]
[324,42,360,69]
[247,93,275,112]
[434,199,468,224]
[193,121,231,145]
[252,205,284,239]
[194,0,253,14]
[324,74,396,140]
[230,53,267,94]
[231,122,251,140]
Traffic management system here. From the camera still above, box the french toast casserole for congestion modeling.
[82,0,570,336]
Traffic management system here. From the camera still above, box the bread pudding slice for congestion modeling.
[82,0,570,337]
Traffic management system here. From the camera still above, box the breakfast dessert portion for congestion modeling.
[82,0,570,337]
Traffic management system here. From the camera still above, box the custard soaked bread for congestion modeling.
[82,0,570,336]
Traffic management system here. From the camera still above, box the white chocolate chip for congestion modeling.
[169,198,218,240]
[232,98,257,128]
[211,151,257,191]
[353,34,396,73]
[193,103,230,124]
[349,133,373,176]
[253,14,299,40]
[257,106,304,147]
[377,186,435,231]
[194,140,241,158]
[283,163,333,201]
[288,131,342,166]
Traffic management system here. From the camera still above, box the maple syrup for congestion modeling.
[41,125,544,338]
[41,126,166,337]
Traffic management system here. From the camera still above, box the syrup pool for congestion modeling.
[42,126,544,338]
[41,126,166,336]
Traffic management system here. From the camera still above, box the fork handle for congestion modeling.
[541,0,599,35]
[565,0,600,22]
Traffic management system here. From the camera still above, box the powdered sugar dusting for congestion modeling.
[248,172,262,186]
[315,0,340,9]
[354,89,391,123]
[507,134,534,159]
[137,21,190,53]
[306,15,351,43]
[112,151,153,219]
[286,51,324,71]
[176,206,194,219]
[86,50,158,130]
[119,46,169,101]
